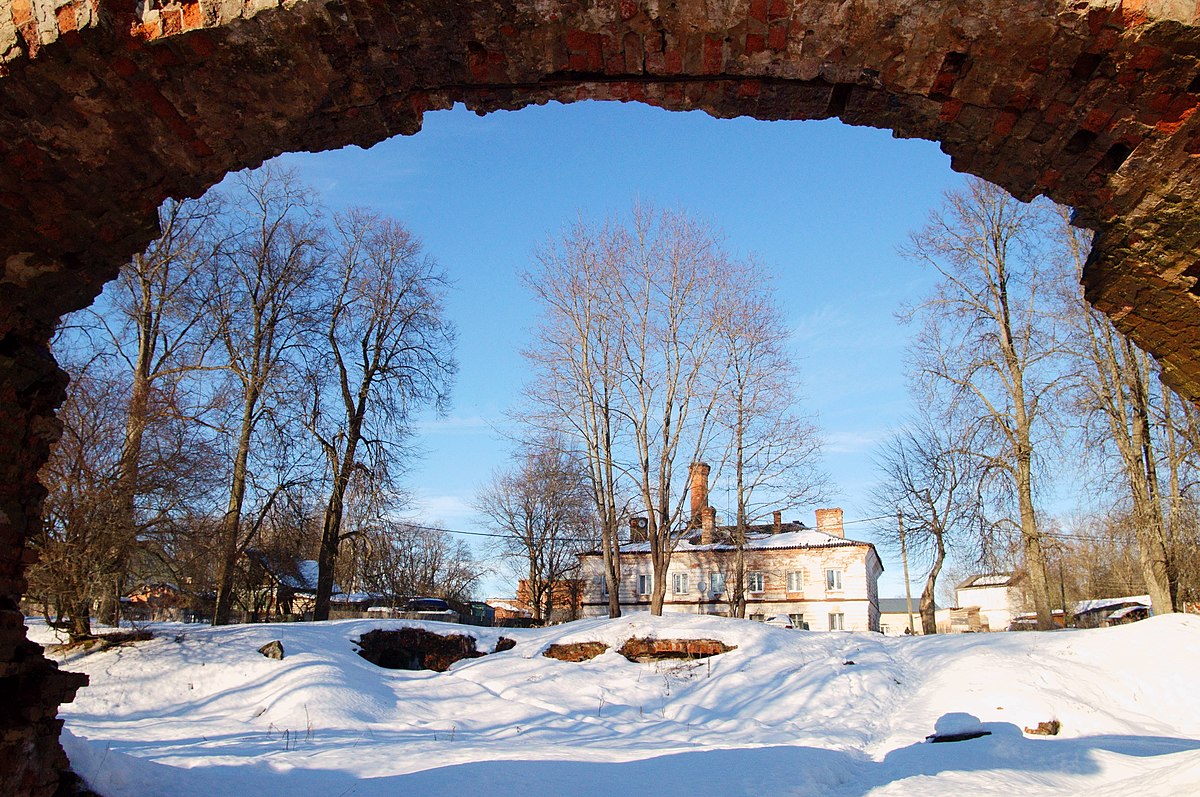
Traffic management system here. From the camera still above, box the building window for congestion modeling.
[637,574,652,595]
[789,613,805,629]
[747,571,764,593]
[829,612,845,631]
[786,570,804,592]
[672,572,689,595]
[709,571,726,595]
[825,569,843,591]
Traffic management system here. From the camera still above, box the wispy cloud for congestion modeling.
[403,491,475,527]
[414,415,496,435]
[791,304,849,343]
[825,429,889,455]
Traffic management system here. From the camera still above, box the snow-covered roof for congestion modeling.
[591,527,868,556]
[486,599,532,616]
[1107,604,1151,620]
[1074,595,1151,615]
[956,573,1018,590]
[278,560,320,592]
[271,559,343,597]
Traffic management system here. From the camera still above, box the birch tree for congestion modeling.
[711,264,829,618]
[523,217,628,617]
[524,204,753,616]
[904,178,1065,630]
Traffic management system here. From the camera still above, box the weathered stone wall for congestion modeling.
[5,0,1200,793]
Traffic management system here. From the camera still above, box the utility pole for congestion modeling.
[899,509,916,634]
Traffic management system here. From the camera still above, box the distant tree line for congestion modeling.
[30,166,470,640]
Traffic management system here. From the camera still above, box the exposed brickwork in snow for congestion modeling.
[617,637,734,661]
[543,641,610,662]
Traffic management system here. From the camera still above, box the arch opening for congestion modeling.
[6,0,1200,792]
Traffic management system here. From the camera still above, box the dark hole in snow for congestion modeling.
[356,628,486,672]
[842,660,856,666]
[927,712,989,743]
[927,730,992,743]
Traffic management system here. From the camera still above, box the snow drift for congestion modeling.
[29,613,1200,796]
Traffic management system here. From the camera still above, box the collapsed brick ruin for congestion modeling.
[543,637,735,661]
[5,0,1200,792]
[356,628,491,671]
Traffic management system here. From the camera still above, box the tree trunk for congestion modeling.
[1017,441,1054,630]
[212,400,255,626]
[68,600,93,643]
[920,532,944,634]
[602,521,621,618]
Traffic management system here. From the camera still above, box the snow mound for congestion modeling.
[30,613,1200,796]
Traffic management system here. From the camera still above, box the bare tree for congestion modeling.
[208,166,324,625]
[357,520,480,603]
[711,263,829,617]
[1157,388,1200,604]
[871,408,983,633]
[475,440,594,623]
[522,216,629,617]
[307,208,456,621]
[1059,209,1175,614]
[83,196,221,623]
[30,367,127,640]
[611,205,738,615]
[903,178,1065,630]
[524,204,794,616]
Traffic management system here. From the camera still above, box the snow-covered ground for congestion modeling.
[28,613,1200,796]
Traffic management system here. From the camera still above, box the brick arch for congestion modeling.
[4,0,1200,791]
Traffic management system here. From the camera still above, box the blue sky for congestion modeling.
[274,100,969,599]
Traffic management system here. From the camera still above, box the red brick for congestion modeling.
[182,2,203,30]
[54,3,76,33]
[1082,107,1114,132]
[767,23,787,51]
[992,109,1017,137]
[703,34,723,74]
[1131,45,1163,71]
[938,98,964,122]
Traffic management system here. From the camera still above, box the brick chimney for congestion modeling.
[816,507,844,538]
[630,517,648,542]
[689,462,711,525]
[772,510,782,535]
[700,506,717,546]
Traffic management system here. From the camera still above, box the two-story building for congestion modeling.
[577,463,883,632]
